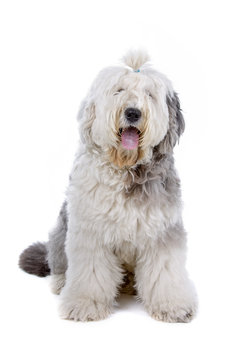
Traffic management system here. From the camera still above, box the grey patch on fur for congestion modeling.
[125,153,181,205]
[46,201,68,275]
[19,201,68,278]
[158,92,185,154]
[162,222,187,246]
[19,242,50,277]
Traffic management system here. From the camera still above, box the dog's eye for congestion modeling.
[114,89,124,95]
[147,91,153,99]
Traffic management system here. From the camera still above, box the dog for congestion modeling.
[19,50,197,322]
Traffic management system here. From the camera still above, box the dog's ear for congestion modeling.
[78,100,96,145]
[158,92,185,154]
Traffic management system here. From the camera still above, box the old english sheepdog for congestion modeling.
[19,50,197,322]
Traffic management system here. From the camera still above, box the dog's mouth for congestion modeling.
[118,126,141,150]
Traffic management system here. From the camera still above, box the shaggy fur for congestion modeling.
[19,50,197,322]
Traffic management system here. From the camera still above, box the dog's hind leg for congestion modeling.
[19,201,68,294]
[47,201,68,294]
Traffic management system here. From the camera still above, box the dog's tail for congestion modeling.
[19,242,50,277]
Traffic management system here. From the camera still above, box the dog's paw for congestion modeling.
[50,274,66,295]
[59,298,112,321]
[147,301,197,323]
[149,303,196,323]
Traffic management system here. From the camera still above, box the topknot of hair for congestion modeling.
[122,49,150,71]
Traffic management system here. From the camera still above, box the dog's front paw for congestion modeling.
[146,297,197,323]
[59,298,112,321]
[143,277,198,323]
[146,293,197,323]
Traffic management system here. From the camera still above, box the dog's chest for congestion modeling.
[104,186,178,244]
[79,181,179,246]
[71,157,180,245]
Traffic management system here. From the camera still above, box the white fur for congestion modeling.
[58,50,197,322]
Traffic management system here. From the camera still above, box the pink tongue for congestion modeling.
[121,127,139,150]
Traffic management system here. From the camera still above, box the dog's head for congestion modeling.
[78,50,185,168]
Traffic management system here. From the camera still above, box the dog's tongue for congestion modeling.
[121,127,139,150]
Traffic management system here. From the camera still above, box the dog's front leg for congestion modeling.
[135,224,198,322]
[59,230,122,321]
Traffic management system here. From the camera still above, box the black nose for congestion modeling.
[124,108,142,123]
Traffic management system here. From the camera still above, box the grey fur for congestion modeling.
[125,152,181,205]
[158,92,185,154]
[19,202,68,277]
[46,201,68,275]
[19,242,50,277]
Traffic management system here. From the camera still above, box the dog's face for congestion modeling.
[79,53,184,168]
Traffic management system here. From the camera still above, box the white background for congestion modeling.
[0,0,239,359]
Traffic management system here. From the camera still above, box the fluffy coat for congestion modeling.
[19,50,197,322]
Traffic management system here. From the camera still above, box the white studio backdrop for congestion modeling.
[0,0,239,359]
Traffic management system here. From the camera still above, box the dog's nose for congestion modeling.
[124,108,142,123]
